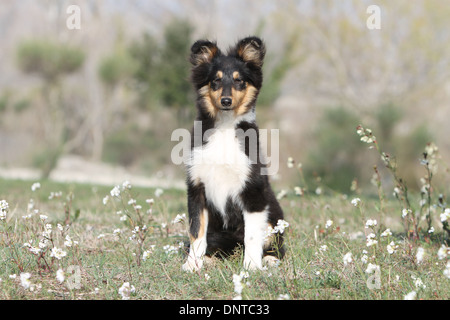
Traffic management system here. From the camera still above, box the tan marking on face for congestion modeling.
[199,85,219,118]
[216,70,223,79]
[233,71,240,80]
[233,85,258,116]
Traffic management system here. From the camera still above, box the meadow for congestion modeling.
[0,127,449,300]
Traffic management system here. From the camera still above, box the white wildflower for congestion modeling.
[440,208,450,222]
[351,198,361,207]
[365,219,377,228]
[437,244,448,260]
[444,261,450,279]
[31,182,41,192]
[276,189,287,200]
[110,186,121,197]
[20,272,32,289]
[118,282,135,300]
[287,157,294,168]
[404,291,417,300]
[0,200,8,220]
[366,233,378,247]
[361,254,368,264]
[171,213,186,224]
[387,241,398,254]
[365,263,380,274]
[122,180,132,190]
[154,188,164,197]
[414,277,426,289]
[294,186,303,196]
[50,247,67,260]
[402,208,411,218]
[325,220,333,229]
[56,269,65,283]
[64,235,73,247]
[381,229,392,237]
[416,247,425,264]
[343,252,352,266]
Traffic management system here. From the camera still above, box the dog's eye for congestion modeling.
[213,78,222,83]
[234,78,244,85]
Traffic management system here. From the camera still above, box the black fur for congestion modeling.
[186,36,285,264]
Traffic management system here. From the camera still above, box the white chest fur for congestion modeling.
[188,112,254,216]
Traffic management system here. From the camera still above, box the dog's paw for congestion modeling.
[262,255,281,268]
[243,257,262,271]
[182,257,203,272]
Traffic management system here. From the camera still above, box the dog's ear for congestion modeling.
[232,36,266,68]
[190,40,221,66]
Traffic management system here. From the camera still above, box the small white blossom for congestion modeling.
[365,219,377,228]
[416,247,425,264]
[413,277,426,289]
[110,186,121,197]
[365,263,380,274]
[171,213,186,224]
[351,198,361,207]
[20,272,32,289]
[444,261,450,279]
[0,200,8,220]
[402,208,411,218]
[31,182,41,192]
[440,208,450,222]
[118,282,135,300]
[154,188,164,197]
[381,229,392,237]
[56,269,65,283]
[437,244,448,260]
[387,241,398,254]
[325,220,333,229]
[276,189,287,200]
[404,291,417,300]
[122,180,132,189]
[343,252,352,266]
[366,233,378,247]
[287,157,294,168]
[50,247,67,260]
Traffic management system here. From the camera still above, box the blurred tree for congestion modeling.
[17,40,84,84]
[16,39,85,178]
[306,106,363,193]
[129,18,194,121]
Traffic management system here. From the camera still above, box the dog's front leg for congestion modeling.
[182,182,208,272]
[243,209,268,270]
[182,208,208,272]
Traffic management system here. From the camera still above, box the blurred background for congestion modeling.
[1,0,449,194]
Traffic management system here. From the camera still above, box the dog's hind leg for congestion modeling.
[182,182,208,272]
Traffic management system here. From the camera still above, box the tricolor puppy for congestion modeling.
[183,36,285,271]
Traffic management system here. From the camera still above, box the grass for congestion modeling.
[0,174,449,300]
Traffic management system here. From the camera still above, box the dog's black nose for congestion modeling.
[221,97,232,107]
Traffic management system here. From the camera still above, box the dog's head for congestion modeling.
[190,37,266,118]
